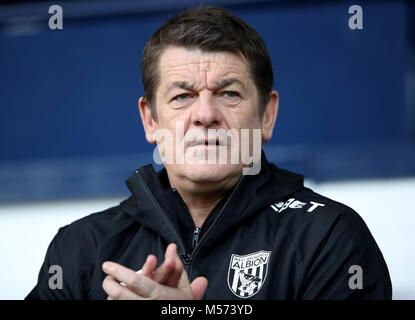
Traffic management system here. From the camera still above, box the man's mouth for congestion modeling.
[188,138,223,148]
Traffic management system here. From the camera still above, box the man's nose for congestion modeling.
[191,92,223,128]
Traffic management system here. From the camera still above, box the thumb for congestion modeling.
[190,277,208,300]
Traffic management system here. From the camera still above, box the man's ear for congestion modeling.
[262,90,279,141]
[138,96,157,144]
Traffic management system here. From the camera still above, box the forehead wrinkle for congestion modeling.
[161,71,252,98]
[160,51,248,80]
[161,54,245,71]
[159,50,253,96]
[206,69,251,93]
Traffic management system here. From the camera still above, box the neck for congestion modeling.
[167,173,240,227]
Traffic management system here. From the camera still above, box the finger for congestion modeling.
[102,275,142,300]
[165,254,184,287]
[191,277,208,300]
[141,255,157,277]
[152,256,175,284]
[164,243,178,260]
[102,261,158,297]
[166,243,185,287]
[151,243,179,285]
[103,261,139,283]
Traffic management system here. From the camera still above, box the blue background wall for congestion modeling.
[0,0,414,202]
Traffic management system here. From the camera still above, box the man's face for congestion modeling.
[141,46,275,184]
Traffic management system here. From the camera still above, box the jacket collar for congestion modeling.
[121,150,305,255]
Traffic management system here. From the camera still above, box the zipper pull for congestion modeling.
[192,227,201,249]
[181,254,192,265]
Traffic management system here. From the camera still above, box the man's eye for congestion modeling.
[223,91,240,98]
[174,93,191,101]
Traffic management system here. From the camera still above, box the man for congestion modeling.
[26,6,392,300]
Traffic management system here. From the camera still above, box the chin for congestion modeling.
[184,163,241,183]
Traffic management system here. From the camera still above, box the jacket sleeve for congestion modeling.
[25,222,95,300]
[298,207,392,300]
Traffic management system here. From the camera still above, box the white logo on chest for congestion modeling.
[227,250,271,298]
[270,198,325,213]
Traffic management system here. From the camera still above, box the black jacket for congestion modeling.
[25,153,392,300]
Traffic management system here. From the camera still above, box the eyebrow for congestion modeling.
[213,78,246,91]
[165,81,195,96]
[165,78,246,96]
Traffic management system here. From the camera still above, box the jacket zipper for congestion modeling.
[134,170,191,269]
[187,176,245,277]
[192,227,201,249]
[172,189,202,251]
[135,169,244,278]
